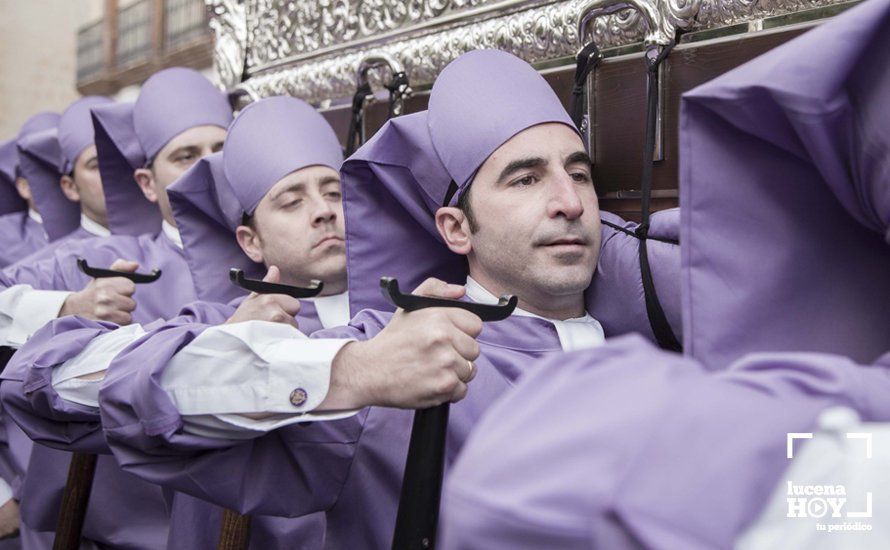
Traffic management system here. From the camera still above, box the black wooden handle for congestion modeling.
[53,452,98,550]
[380,277,516,321]
[228,269,323,299]
[77,258,161,283]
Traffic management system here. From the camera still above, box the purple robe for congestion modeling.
[441,0,890,547]
[0,231,194,549]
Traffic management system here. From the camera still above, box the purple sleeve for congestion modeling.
[99,310,386,517]
[0,245,68,290]
[0,316,118,454]
[587,209,682,343]
[0,299,239,455]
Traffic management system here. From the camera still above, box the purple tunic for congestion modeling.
[441,0,890,547]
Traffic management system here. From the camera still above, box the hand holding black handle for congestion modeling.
[384,277,517,550]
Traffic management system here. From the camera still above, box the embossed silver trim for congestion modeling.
[207,0,853,105]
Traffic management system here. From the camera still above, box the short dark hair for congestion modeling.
[456,185,478,233]
[240,211,258,232]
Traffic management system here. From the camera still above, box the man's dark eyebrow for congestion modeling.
[271,182,306,202]
[318,175,341,186]
[497,156,547,183]
[166,145,200,160]
[565,151,593,168]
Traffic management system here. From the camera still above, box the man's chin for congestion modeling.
[536,267,595,295]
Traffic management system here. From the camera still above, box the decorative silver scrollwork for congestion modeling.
[211,0,852,105]
[207,0,247,90]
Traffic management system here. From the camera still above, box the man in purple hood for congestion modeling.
[0,67,232,549]
[0,112,59,267]
[88,50,682,549]
[440,0,890,548]
[13,96,118,254]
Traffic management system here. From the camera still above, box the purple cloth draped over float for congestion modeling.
[440,0,890,547]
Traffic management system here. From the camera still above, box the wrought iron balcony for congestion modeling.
[75,0,212,95]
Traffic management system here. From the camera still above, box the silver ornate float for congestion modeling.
[207,0,855,105]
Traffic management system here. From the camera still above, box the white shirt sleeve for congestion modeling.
[160,320,358,438]
[0,478,12,507]
[0,285,71,348]
[52,324,147,408]
[735,407,890,549]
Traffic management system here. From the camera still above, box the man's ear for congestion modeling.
[235,224,264,264]
[435,206,472,256]
[134,168,158,203]
[59,174,80,202]
[14,177,32,202]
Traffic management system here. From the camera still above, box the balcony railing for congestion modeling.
[165,0,210,51]
[116,0,154,68]
[77,20,104,82]
[75,0,213,94]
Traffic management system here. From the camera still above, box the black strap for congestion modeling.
[569,42,603,132]
[637,43,682,352]
[345,82,373,157]
[601,218,677,245]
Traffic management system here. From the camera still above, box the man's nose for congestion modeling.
[311,196,337,226]
[547,173,585,220]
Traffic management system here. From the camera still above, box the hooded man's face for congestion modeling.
[235,165,347,296]
[135,125,227,226]
[60,144,106,225]
[436,123,601,319]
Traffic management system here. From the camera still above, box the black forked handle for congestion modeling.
[384,277,516,550]
[77,258,161,283]
[379,277,517,321]
[228,268,324,299]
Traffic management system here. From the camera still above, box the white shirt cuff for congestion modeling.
[52,324,146,408]
[7,289,72,347]
[0,478,12,507]
[161,321,356,437]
